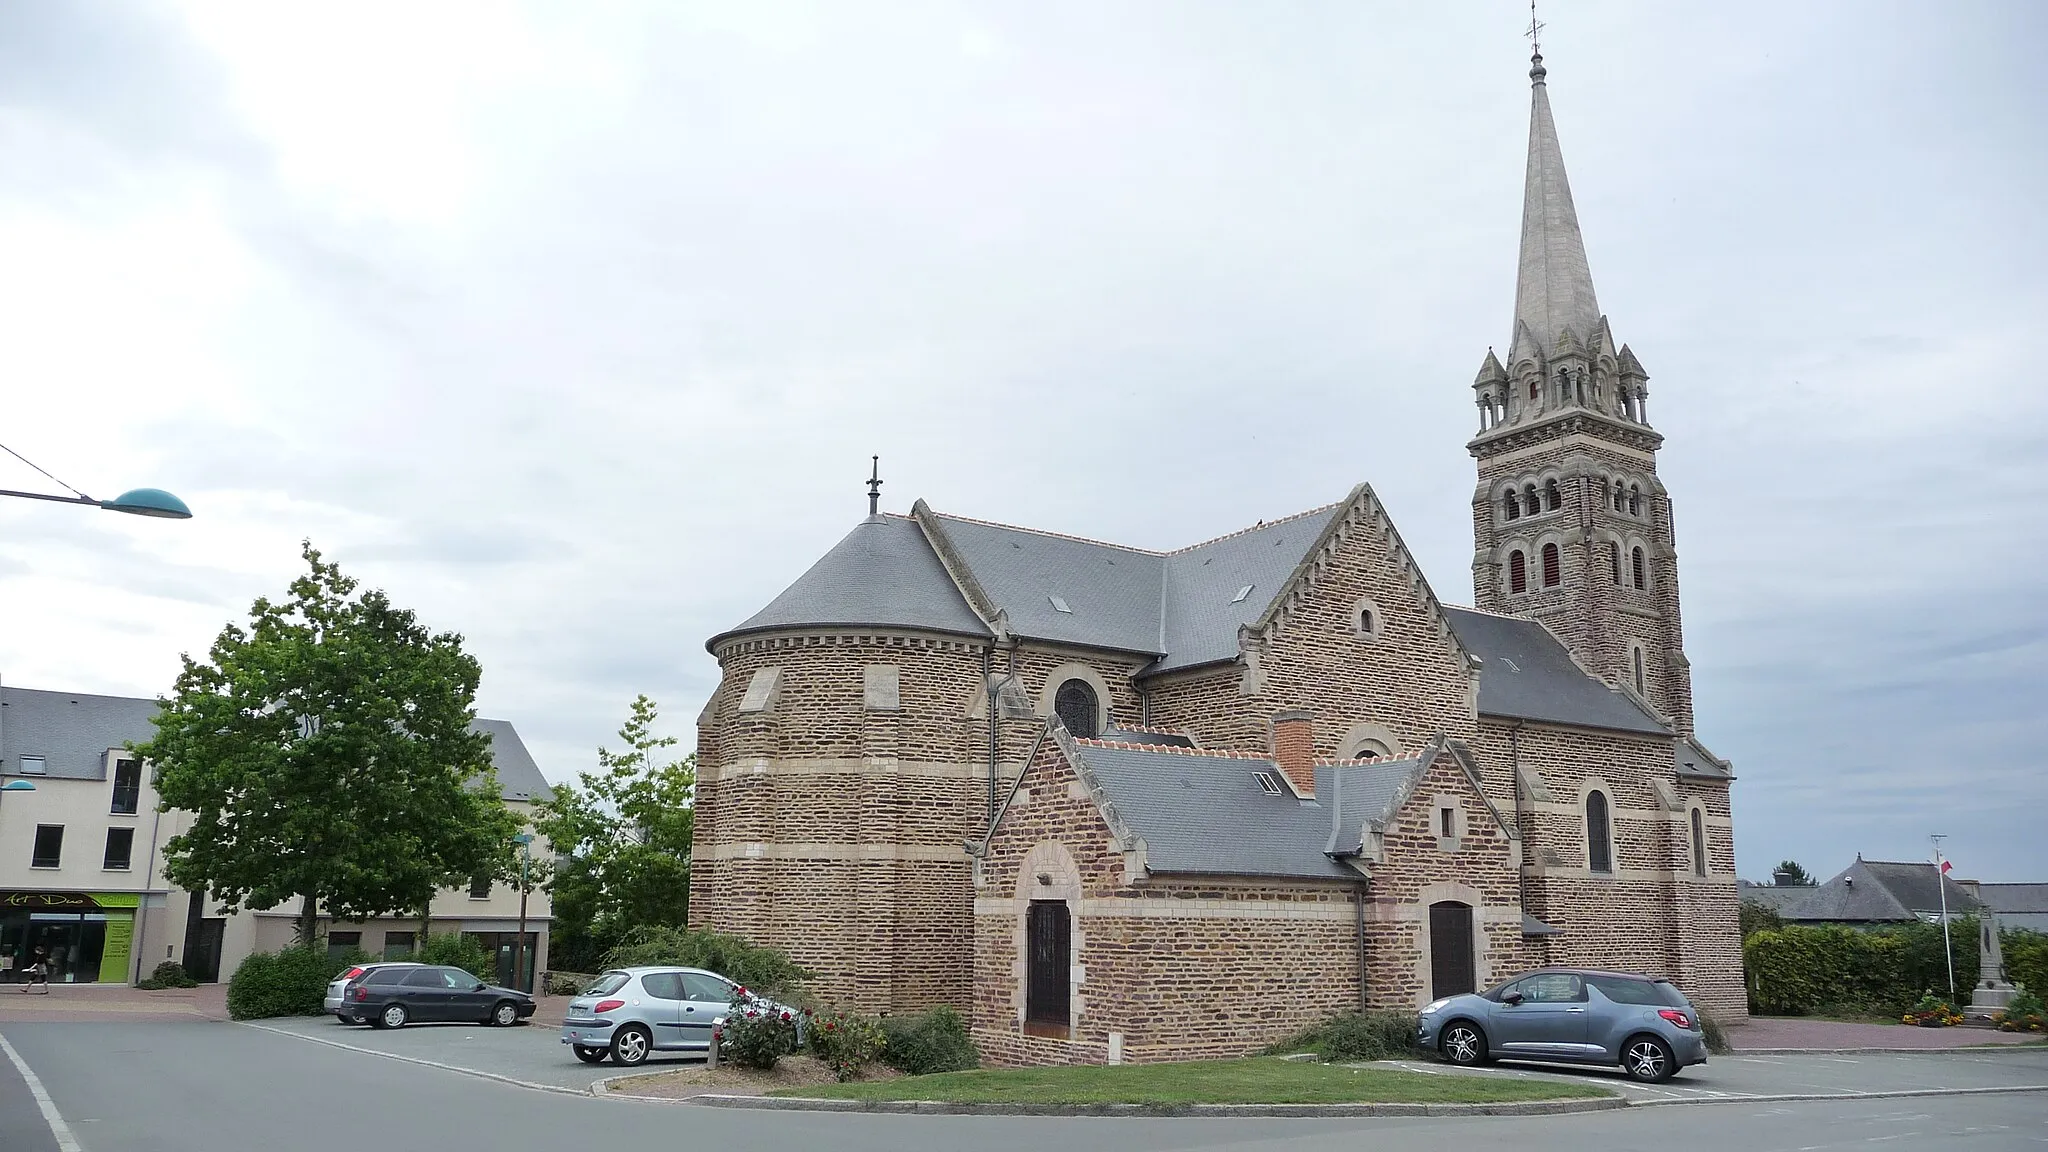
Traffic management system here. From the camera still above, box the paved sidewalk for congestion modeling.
[0,981,228,1023]
[1729,1017,2040,1051]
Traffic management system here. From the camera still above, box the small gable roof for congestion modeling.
[1440,606,1668,736]
[710,515,992,648]
[1785,859,1985,924]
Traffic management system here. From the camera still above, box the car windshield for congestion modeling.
[582,972,630,996]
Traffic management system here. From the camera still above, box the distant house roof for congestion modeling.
[0,683,546,803]
[1976,883,2048,933]
[1439,607,1668,736]
[1736,880,1815,917]
[1751,859,1987,924]
[1056,736,1438,882]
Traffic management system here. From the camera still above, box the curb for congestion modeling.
[1734,1045,2048,1056]
[669,1093,1631,1117]
[1631,1083,2048,1107]
[240,1022,601,1099]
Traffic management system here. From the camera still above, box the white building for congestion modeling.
[0,679,553,987]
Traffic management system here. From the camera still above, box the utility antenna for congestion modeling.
[1525,0,1545,57]
[866,455,883,516]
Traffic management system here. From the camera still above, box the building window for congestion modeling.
[1544,479,1560,511]
[468,874,492,899]
[1628,484,1642,516]
[1025,900,1071,1031]
[111,757,143,816]
[1691,809,1708,877]
[1585,792,1613,874]
[1508,550,1528,593]
[103,827,134,870]
[1523,484,1539,514]
[1354,597,1382,642]
[1541,543,1561,587]
[1608,542,1622,585]
[19,756,46,776]
[1528,380,1538,401]
[326,931,362,962]
[31,825,64,869]
[1632,547,1647,589]
[1439,807,1456,837]
[1503,490,1519,520]
[1053,678,1100,739]
[383,931,416,960]
[1612,482,1625,513]
[1632,647,1646,695]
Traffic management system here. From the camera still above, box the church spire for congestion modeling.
[1512,45,1602,351]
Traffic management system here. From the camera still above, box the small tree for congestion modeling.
[534,696,694,959]
[1773,860,1816,887]
[141,543,518,944]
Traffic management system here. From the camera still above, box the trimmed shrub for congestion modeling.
[543,970,596,996]
[601,925,811,1001]
[1700,1014,1732,1055]
[2005,930,2048,997]
[1744,919,1980,1016]
[720,990,800,1070]
[137,960,198,990]
[227,945,365,1020]
[878,1006,980,1075]
[1270,1010,1420,1062]
[417,933,493,981]
[806,1008,888,1081]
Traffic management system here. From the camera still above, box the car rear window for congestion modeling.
[1589,976,1688,1006]
[583,972,630,996]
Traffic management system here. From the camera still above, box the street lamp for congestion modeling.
[0,779,35,797]
[512,833,534,994]
[0,486,192,519]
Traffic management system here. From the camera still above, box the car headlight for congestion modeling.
[1421,999,1451,1015]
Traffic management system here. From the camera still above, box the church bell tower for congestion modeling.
[1468,47,1695,734]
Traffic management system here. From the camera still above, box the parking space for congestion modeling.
[1380,1047,2048,1104]
[250,1012,708,1093]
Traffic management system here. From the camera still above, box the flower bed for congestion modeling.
[1902,994,1963,1027]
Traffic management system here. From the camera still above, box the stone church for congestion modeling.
[690,48,1746,1065]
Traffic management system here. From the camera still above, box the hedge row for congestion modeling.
[1744,919,1983,1016]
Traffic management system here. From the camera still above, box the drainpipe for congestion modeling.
[1355,881,1370,1012]
[1509,721,1534,955]
[983,645,998,835]
[133,798,166,985]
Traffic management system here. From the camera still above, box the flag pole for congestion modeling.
[1932,834,1955,1003]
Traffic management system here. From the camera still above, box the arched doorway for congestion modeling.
[1429,901,1476,1000]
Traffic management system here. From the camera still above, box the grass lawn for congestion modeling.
[767,1058,1613,1105]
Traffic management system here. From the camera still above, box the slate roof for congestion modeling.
[1,686,160,780]
[1977,883,2048,933]
[711,515,991,647]
[0,683,546,803]
[1675,735,1734,780]
[1767,859,1986,924]
[1065,738,1428,882]
[1736,880,1815,916]
[1439,607,1668,736]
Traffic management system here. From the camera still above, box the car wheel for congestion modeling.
[1622,1035,1676,1082]
[375,1003,409,1030]
[610,1024,652,1066]
[1439,1021,1489,1066]
[490,1001,519,1027]
[574,1045,608,1064]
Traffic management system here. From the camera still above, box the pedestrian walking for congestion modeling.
[24,946,50,993]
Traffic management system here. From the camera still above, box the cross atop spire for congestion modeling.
[1511,35,1601,354]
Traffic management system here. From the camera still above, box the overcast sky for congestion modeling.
[2,1,2042,882]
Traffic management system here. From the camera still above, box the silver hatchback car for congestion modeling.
[1415,968,1708,1082]
[560,966,749,1066]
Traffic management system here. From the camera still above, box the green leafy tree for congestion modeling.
[535,695,695,966]
[1774,860,1816,886]
[139,543,519,944]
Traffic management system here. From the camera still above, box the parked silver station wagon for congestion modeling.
[1416,968,1709,1082]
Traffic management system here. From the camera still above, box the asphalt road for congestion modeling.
[1,1021,2044,1152]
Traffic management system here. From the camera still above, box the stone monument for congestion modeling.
[1967,909,2017,1018]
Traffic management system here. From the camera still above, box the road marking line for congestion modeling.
[0,1030,83,1152]
[240,1022,602,1098]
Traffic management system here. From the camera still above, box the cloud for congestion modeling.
[1,0,2043,882]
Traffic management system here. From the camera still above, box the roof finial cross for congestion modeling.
[866,455,883,516]
[1525,0,1545,57]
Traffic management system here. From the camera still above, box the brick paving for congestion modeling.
[1730,1016,2040,1050]
[0,981,227,1024]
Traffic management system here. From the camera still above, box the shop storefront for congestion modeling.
[0,891,138,984]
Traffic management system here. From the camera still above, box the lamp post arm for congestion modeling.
[0,488,100,508]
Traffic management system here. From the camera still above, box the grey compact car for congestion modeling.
[1415,968,1708,1082]
[560,966,755,1066]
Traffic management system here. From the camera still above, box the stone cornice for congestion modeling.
[1467,409,1664,458]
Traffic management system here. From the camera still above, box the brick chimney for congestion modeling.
[1271,709,1316,798]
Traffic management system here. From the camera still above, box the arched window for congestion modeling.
[1632,647,1646,694]
[1628,485,1641,516]
[1503,490,1520,521]
[1544,479,1561,511]
[1585,791,1613,874]
[1612,482,1625,513]
[1528,379,1538,402]
[1691,809,1707,877]
[1053,679,1100,739]
[1523,485,1539,515]
[1632,547,1647,590]
[1359,607,1374,635]
[1608,542,1622,585]
[1508,550,1527,594]
[1541,542,1561,587]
